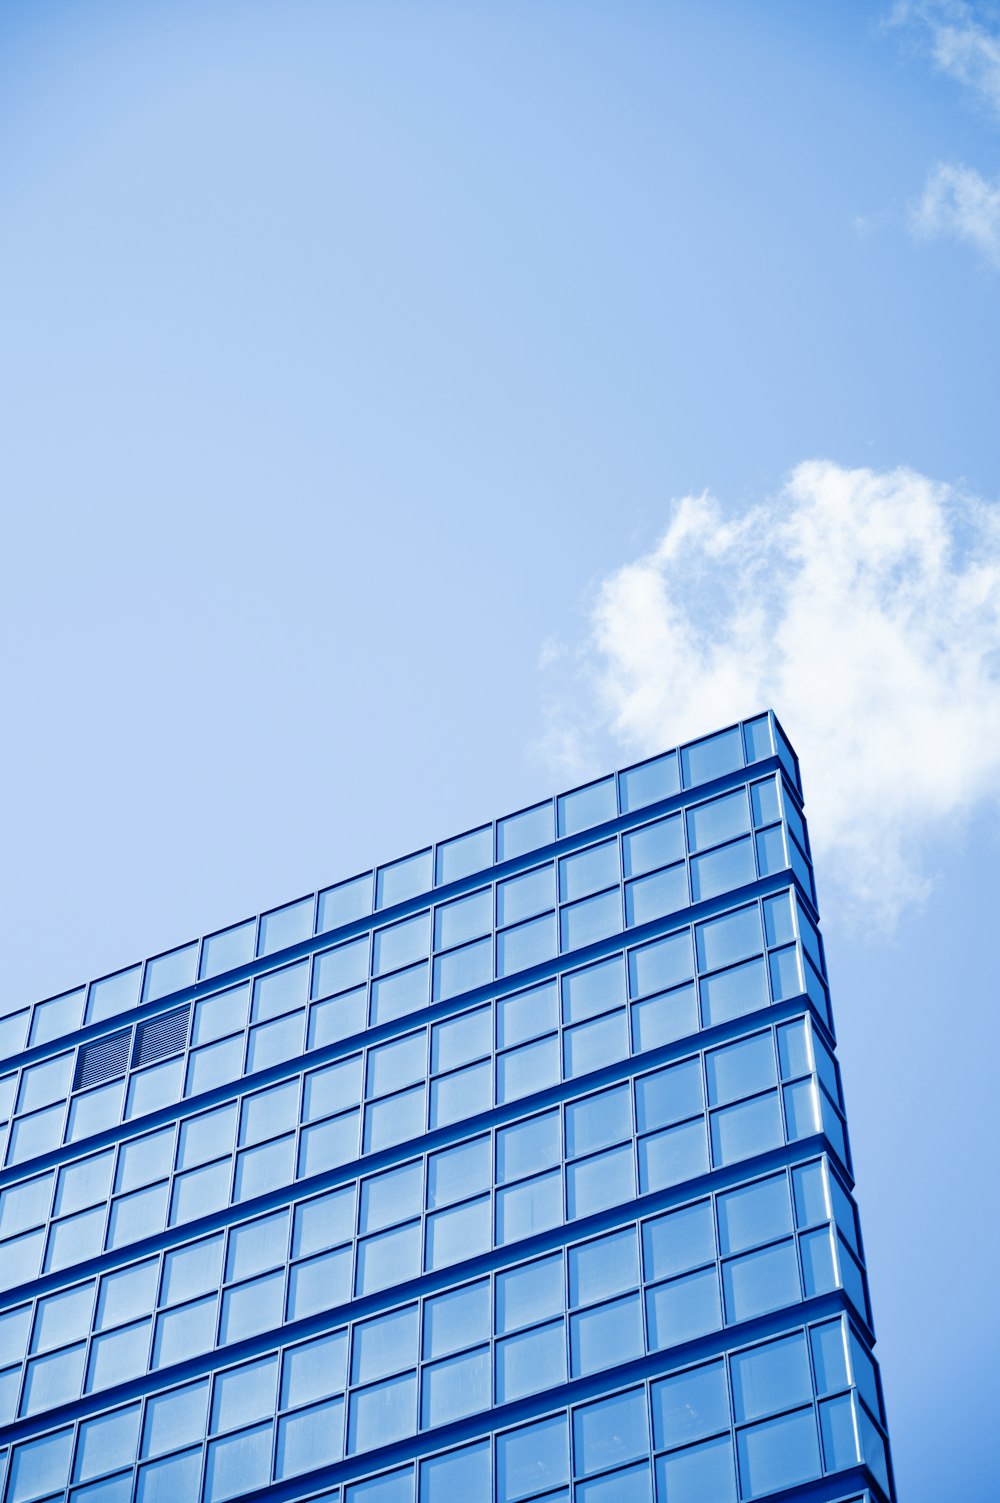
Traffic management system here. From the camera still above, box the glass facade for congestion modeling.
[0,711,895,1502]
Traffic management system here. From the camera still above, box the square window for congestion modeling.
[219,1271,283,1344]
[566,1143,634,1219]
[298,1111,359,1177]
[496,1170,562,1244]
[419,1440,490,1501]
[736,1407,820,1499]
[420,1346,490,1427]
[497,803,554,861]
[427,1136,490,1208]
[352,1306,419,1386]
[651,1359,730,1448]
[628,931,694,1000]
[498,1111,560,1184]
[292,1185,356,1257]
[355,1222,421,1295]
[275,1396,345,1478]
[317,873,372,932]
[373,914,431,977]
[349,1373,417,1453]
[257,897,313,956]
[286,1246,352,1319]
[376,850,432,909]
[686,791,750,854]
[570,1292,642,1376]
[642,1201,715,1282]
[717,1175,792,1255]
[360,1162,423,1234]
[731,1332,812,1424]
[706,1034,776,1107]
[211,1355,278,1434]
[435,826,492,886]
[200,923,255,980]
[497,914,557,977]
[655,1436,736,1503]
[569,1227,638,1308]
[563,1010,628,1079]
[141,1379,209,1457]
[638,1120,708,1194]
[432,938,492,1001]
[226,1212,287,1282]
[364,1087,425,1153]
[370,963,428,1025]
[204,1422,272,1502]
[559,842,620,903]
[495,1319,566,1403]
[645,1266,722,1349]
[680,727,743,788]
[573,1387,648,1476]
[434,889,492,950]
[558,777,616,837]
[431,1007,491,1074]
[623,815,683,878]
[710,1093,782,1167]
[498,1415,568,1502]
[635,1059,703,1133]
[497,1035,560,1103]
[312,938,369,1001]
[308,986,367,1048]
[497,981,557,1048]
[496,1253,564,1333]
[429,1060,492,1127]
[281,1329,348,1409]
[625,865,688,927]
[423,1280,490,1360]
[722,1240,799,1322]
[426,1196,491,1269]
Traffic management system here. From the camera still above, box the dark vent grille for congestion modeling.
[74,1028,132,1091]
[132,1006,190,1069]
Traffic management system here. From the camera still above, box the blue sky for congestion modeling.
[1,2,999,1495]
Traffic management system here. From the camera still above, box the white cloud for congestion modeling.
[550,461,1000,925]
[912,160,1000,261]
[891,2,1000,118]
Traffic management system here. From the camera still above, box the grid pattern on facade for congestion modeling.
[0,712,896,1503]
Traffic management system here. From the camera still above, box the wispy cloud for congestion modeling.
[891,1,1000,118]
[912,159,1000,261]
[890,4,1000,262]
[544,461,1000,925]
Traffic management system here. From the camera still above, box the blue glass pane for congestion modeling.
[498,915,557,976]
[642,1201,715,1281]
[569,1227,638,1307]
[566,1085,630,1158]
[425,1196,491,1269]
[743,715,773,763]
[434,890,492,950]
[370,964,428,1025]
[689,832,753,897]
[73,1405,141,1482]
[258,898,312,956]
[420,1346,490,1426]
[722,1240,799,1321]
[496,1253,564,1333]
[628,931,694,998]
[731,1332,812,1422]
[710,1092,782,1166]
[820,1393,861,1470]
[141,1380,209,1456]
[635,1059,703,1133]
[143,943,198,1002]
[622,815,683,878]
[560,841,619,902]
[428,1060,492,1127]
[352,1307,418,1386]
[560,890,621,951]
[680,727,743,787]
[496,1318,566,1402]
[646,1266,722,1348]
[563,1010,628,1078]
[423,1280,490,1360]
[686,791,750,853]
[376,850,432,909]
[204,1423,272,1501]
[557,777,616,836]
[373,916,430,980]
[756,826,788,877]
[570,1292,643,1375]
[573,1387,648,1475]
[497,866,554,927]
[428,1136,490,1207]
[355,1222,421,1295]
[651,1359,729,1448]
[566,1143,634,1218]
[432,938,493,1000]
[348,1373,417,1452]
[281,1330,348,1407]
[275,1397,344,1477]
[419,1441,490,1501]
[625,865,688,927]
[498,1112,560,1183]
[498,1415,568,1501]
[562,957,626,1024]
[769,945,802,1001]
[497,981,558,1048]
[359,1164,429,1232]
[212,1357,278,1433]
[313,938,369,999]
[435,826,491,885]
[695,907,761,974]
[631,985,698,1053]
[810,1319,849,1395]
[496,1170,562,1243]
[619,752,680,812]
[431,1006,491,1072]
[638,1119,708,1193]
[576,1463,650,1503]
[791,1161,829,1228]
[497,1036,559,1103]
[800,1227,838,1296]
[346,1467,414,1503]
[497,803,553,862]
[716,1175,792,1255]
[136,1451,202,1503]
[736,1407,820,1498]
[654,1435,736,1503]
[317,873,372,933]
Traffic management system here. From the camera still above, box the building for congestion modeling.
[0,711,895,1503]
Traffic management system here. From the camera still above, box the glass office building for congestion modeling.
[0,711,895,1503]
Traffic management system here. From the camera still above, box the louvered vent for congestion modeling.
[74,1028,132,1091]
[132,1006,191,1069]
